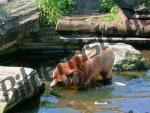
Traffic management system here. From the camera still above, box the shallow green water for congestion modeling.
[9,70,150,113]
[2,49,150,113]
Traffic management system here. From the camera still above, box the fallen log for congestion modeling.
[56,11,150,37]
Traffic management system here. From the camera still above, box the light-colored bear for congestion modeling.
[50,46,115,88]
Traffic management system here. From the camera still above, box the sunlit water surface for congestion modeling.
[9,69,150,113]
[3,49,150,113]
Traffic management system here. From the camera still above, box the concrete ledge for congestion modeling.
[60,36,150,44]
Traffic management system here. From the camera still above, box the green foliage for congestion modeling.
[144,0,150,7]
[102,6,119,22]
[36,0,74,26]
[113,71,145,78]
[43,85,62,97]
[103,13,118,22]
[99,0,119,22]
[41,101,56,108]
[110,5,119,14]
[114,55,148,72]
[141,50,150,68]
[99,0,117,13]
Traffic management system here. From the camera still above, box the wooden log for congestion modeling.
[56,12,150,37]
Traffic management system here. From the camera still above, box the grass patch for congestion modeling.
[43,85,62,97]
[99,0,120,22]
[113,71,146,78]
[141,50,150,68]
[36,0,74,26]
[102,12,119,22]
[104,6,120,22]
[41,101,56,108]
[99,0,117,13]
[114,55,148,71]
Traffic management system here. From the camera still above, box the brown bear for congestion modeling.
[50,46,115,88]
[50,54,88,87]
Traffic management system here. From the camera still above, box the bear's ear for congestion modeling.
[75,50,81,55]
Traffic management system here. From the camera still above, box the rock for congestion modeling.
[111,43,147,71]
[0,0,40,50]
[111,43,141,65]
[0,66,44,113]
[83,42,141,64]
[113,54,148,71]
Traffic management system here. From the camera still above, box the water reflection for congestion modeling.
[1,50,150,113]
[5,69,150,113]
[37,70,150,113]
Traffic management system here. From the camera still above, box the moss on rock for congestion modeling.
[114,54,148,71]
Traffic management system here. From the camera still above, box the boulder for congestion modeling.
[110,43,147,71]
[0,66,44,113]
[113,54,147,71]
[0,0,40,50]
[111,43,141,64]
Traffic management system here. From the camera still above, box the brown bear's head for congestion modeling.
[50,54,88,88]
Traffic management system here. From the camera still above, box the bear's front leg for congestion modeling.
[101,72,112,85]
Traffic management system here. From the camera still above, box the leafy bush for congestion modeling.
[41,101,55,108]
[99,0,117,13]
[114,55,148,71]
[99,0,119,22]
[36,0,74,26]
[102,5,119,22]
[103,13,118,22]
[110,5,119,14]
